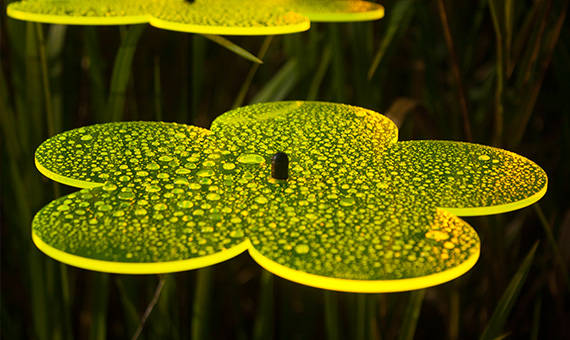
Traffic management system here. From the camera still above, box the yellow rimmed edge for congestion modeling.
[303,6,385,22]
[443,179,548,217]
[148,16,310,36]
[248,244,480,293]
[32,232,251,274]
[35,157,104,189]
[6,6,149,25]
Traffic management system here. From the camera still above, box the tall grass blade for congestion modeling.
[534,204,570,292]
[479,242,539,340]
[437,0,473,142]
[397,289,425,340]
[154,55,163,121]
[89,273,110,340]
[306,44,331,101]
[84,27,107,121]
[192,267,213,340]
[368,0,415,80]
[233,35,274,108]
[328,24,346,102]
[250,59,298,104]
[107,24,147,121]
[324,290,339,340]
[46,24,66,133]
[488,0,505,146]
[202,34,262,64]
[131,275,167,340]
[253,271,274,340]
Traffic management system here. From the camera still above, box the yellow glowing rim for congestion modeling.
[35,157,102,189]
[443,180,548,217]
[249,245,480,293]
[148,17,310,35]
[305,8,385,22]
[33,231,479,291]
[32,232,252,274]
[6,7,149,25]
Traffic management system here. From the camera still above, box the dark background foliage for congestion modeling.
[1,0,569,339]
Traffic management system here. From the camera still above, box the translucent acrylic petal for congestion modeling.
[7,0,383,35]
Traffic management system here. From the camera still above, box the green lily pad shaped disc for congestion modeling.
[33,101,547,292]
[7,0,384,35]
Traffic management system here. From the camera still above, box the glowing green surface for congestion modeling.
[7,0,384,35]
[33,101,547,292]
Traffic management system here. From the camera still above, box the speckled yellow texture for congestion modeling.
[7,0,384,35]
[32,101,547,292]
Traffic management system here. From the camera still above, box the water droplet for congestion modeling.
[203,160,216,167]
[444,241,455,249]
[81,134,93,141]
[102,183,117,191]
[98,204,113,212]
[136,171,149,177]
[118,191,135,200]
[176,168,191,175]
[178,200,194,209]
[134,208,147,216]
[340,197,355,207]
[146,185,161,193]
[478,155,490,161]
[206,193,221,201]
[146,162,160,170]
[230,230,244,238]
[157,173,169,179]
[294,244,310,254]
[223,163,236,170]
[57,204,70,211]
[153,203,167,211]
[174,178,189,185]
[425,230,449,241]
[119,175,131,182]
[75,209,86,215]
[197,170,214,177]
[237,153,265,164]
[113,210,125,217]
[159,155,173,162]
[255,196,268,204]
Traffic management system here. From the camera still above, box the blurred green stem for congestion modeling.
[534,204,570,293]
[253,270,274,340]
[107,24,147,121]
[89,273,110,340]
[488,0,505,146]
[324,290,339,340]
[131,275,167,340]
[192,267,213,340]
[437,0,473,142]
[233,35,274,108]
[397,289,425,340]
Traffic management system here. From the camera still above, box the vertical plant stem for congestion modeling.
[107,24,147,121]
[35,23,55,137]
[253,270,274,340]
[512,0,568,148]
[534,204,570,292]
[192,267,213,340]
[131,275,167,340]
[437,0,473,142]
[488,0,505,146]
[324,290,339,340]
[356,294,366,340]
[397,289,425,340]
[233,35,274,108]
[154,55,163,121]
[449,288,460,340]
[89,273,110,340]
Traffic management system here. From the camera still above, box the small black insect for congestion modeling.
[271,152,289,180]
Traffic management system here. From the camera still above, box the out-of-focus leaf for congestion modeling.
[480,242,539,340]
[368,0,415,79]
[202,34,262,64]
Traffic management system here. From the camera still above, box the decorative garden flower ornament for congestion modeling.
[33,101,547,292]
[7,0,384,35]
